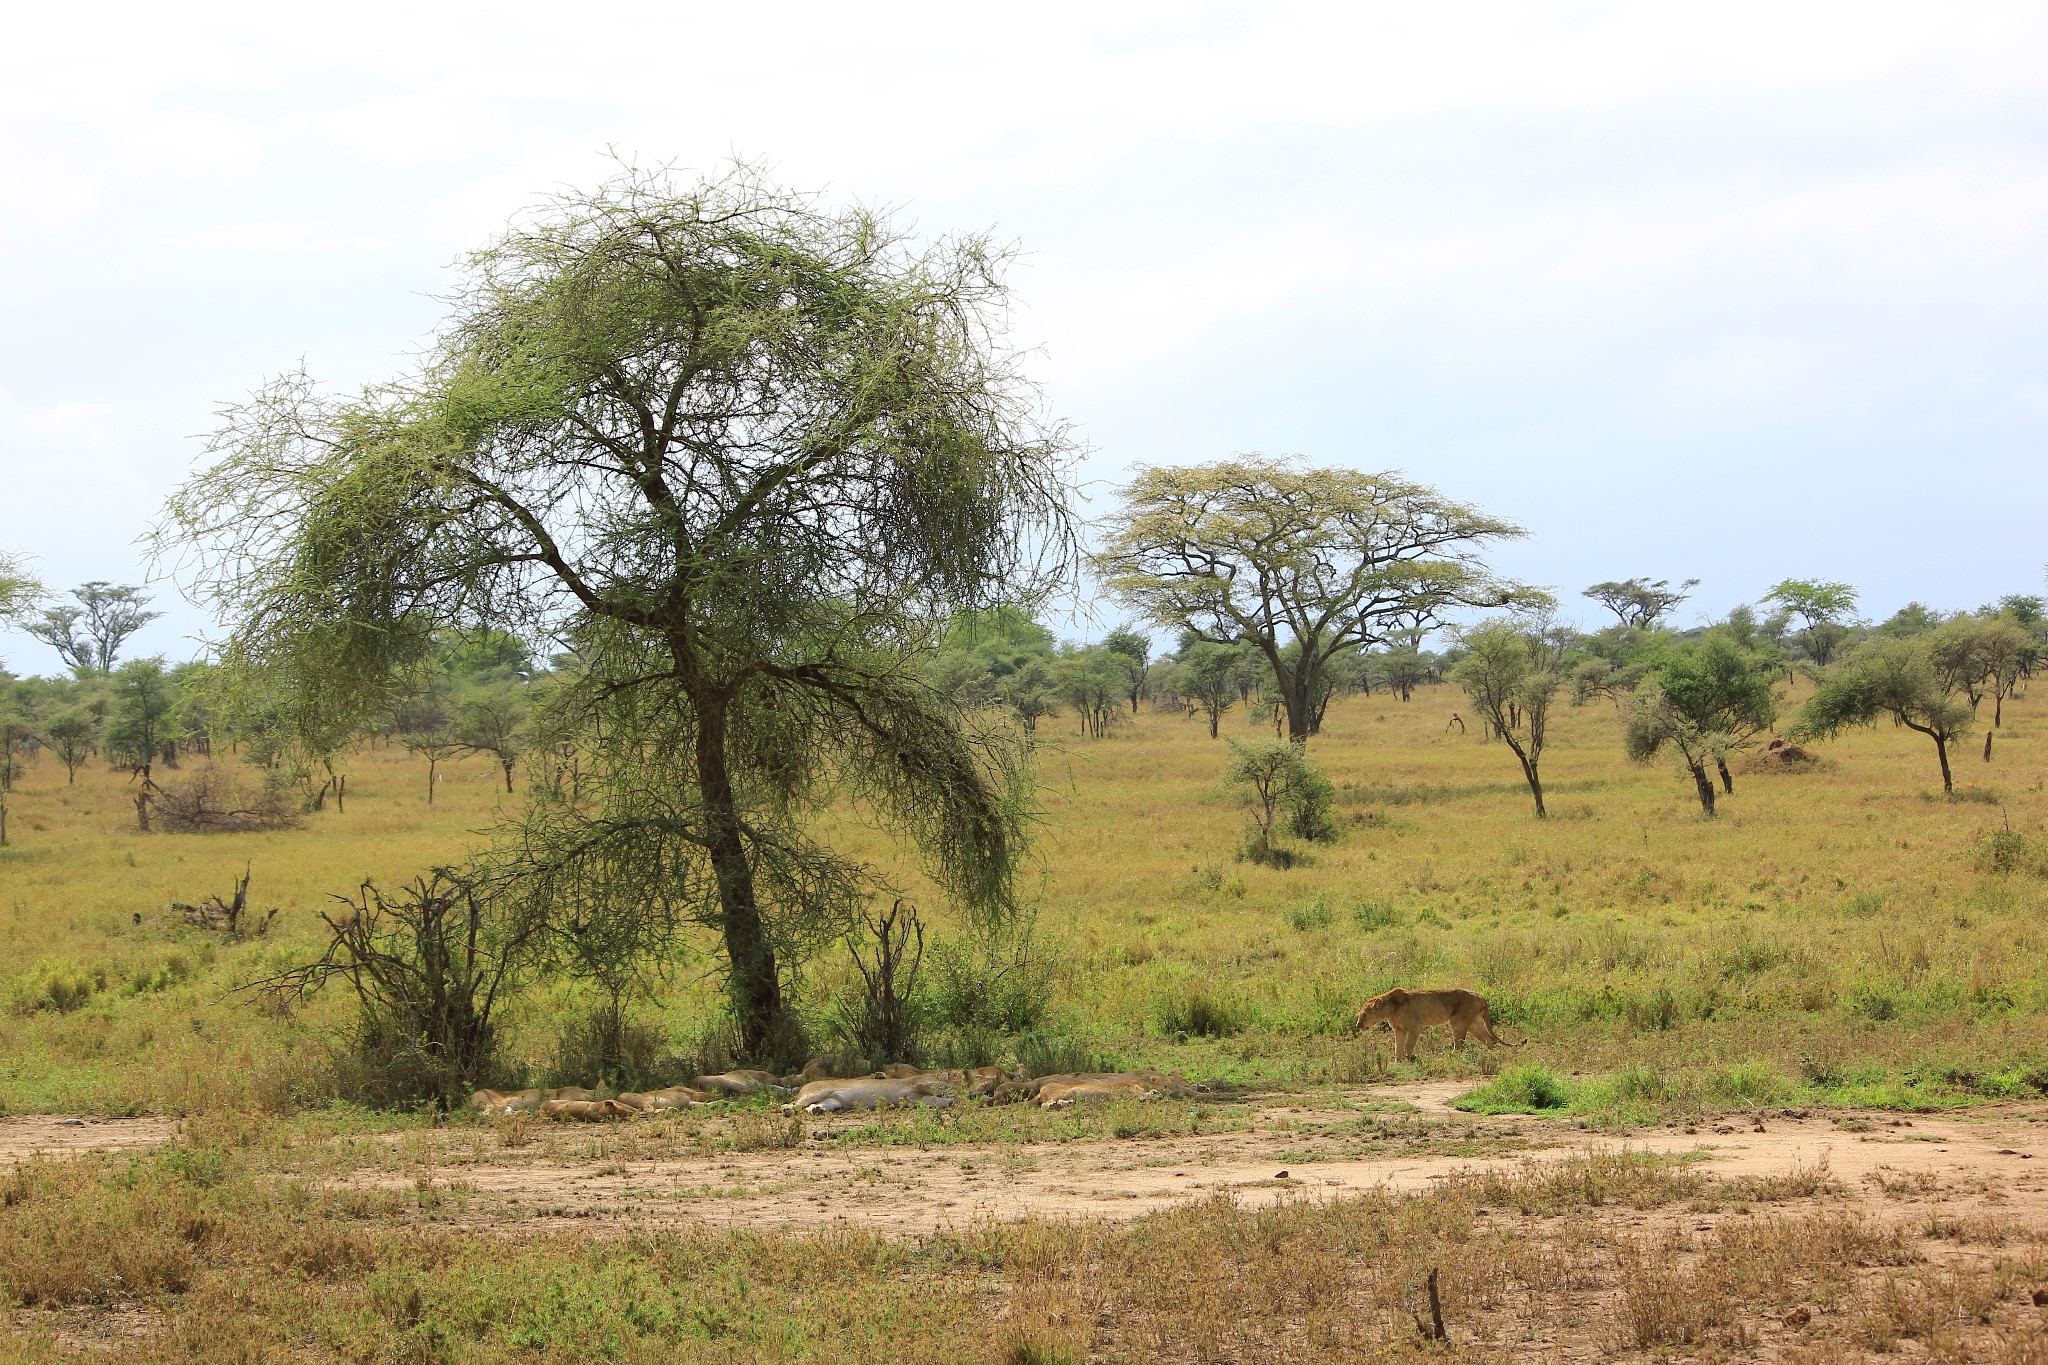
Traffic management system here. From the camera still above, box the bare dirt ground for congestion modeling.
[9,1086,2046,1238]
[330,1083,2048,1237]
[0,1114,181,1166]
[11,1088,2048,1361]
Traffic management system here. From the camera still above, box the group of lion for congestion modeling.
[468,1061,1207,1122]
[469,987,1512,1122]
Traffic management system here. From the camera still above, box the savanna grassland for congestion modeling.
[3,679,2048,1362]
[4,679,2043,1117]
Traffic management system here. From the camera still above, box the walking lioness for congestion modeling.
[1355,987,1519,1061]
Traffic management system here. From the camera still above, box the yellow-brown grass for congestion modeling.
[0,681,2043,1113]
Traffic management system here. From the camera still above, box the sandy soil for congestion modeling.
[341,1083,2048,1236]
[0,1114,182,1165]
[7,1085,2044,1238]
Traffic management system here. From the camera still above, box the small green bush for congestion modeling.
[1614,1063,1670,1103]
[1286,895,1333,931]
[1453,1064,1571,1114]
[1843,985,1900,1022]
[1234,822,1298,869]
[1977,826,2046,876]
[1285,766,1338,843]
[1155,986,1243,1039]
[1350,899,1402,931]
[548,1011,668,1091]
[925,931,1059,1037]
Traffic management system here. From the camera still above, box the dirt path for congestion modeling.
[0,1114,182,1165]
[11,1085,2045,1240]
[353,1085,2048,1236]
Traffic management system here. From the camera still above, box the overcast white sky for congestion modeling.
[3,2,2045,672]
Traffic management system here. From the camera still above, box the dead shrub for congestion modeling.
[1612,1240,1735,1349]
[243,871,537,1111]
[147,764,300,834]
[169,865,279,940]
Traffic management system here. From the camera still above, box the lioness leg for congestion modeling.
[1393,1024,1418,1061]
[1468,1010,1506,1048]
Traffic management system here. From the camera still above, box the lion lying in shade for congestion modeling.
[1354,988,1519,1062]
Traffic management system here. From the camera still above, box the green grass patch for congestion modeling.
[1452,1064,1570,1114]
[1451,1056,2037,1124]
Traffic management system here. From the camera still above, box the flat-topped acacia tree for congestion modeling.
[162,167,1074,1059]
[1091,456,1525,742]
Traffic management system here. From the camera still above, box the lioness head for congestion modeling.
[1355,988,1410,1032]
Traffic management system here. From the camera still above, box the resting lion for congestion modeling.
[539,1097,636,1121]
[468,1085,596,1115]
[1354,987,1518,1062]
[878,1064,1012,1097]
[617,1085,714,1112]
[692,1070,790,1098]
[782,1076,956,1114]
[1038,1079,1158,1107]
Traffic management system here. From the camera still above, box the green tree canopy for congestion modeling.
[1624,632,1778,816]
[161,166,1075,1060]
[24,582,159,676]
[1796,626,1982,794]
[0,551,43,634]
[1054,645,1126,739]
[1582,577,1697,628]
[1101,626,1152,713]
[1169,639,1248,738]
[1091,455,1525,741]
[1451,617,1564,817]
[104,657,175,772]
[42,707,99,785]
[1762,578,1859,667]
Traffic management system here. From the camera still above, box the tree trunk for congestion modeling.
[1507,738,1546,818]
[1935,734,1954,793]
[1207,706,1220,739]
[1994,694,2004,727]
[1689,761,1718,816]
[427,757,437,804]
[696,694,786,1059]
[1984,729,1994,763]
[1716,757,1734,794]
[501,758,514,793]
[1282,675,1312,742]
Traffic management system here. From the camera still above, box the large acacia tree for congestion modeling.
[163,168,1073,1058]
[1091,457,1524,741]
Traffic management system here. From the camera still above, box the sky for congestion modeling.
[3,1,2045,672]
